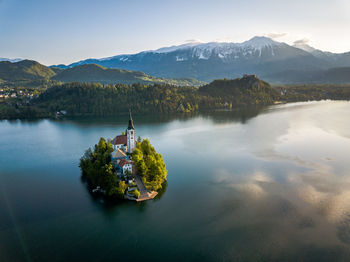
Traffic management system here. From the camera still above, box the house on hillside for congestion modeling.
[119,159,133,175]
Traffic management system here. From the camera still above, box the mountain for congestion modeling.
[0,58,22,63]
[4,37,350,86]
[293,43,333,58]
[52,64,204,86]
[52,64,154,84]
[54,37,329,82]
[0,60,204,87]
[0,60,56,81]
[265,67,350,84]
[54,36,350,84]
[293,43,350,67]
[320,67,350,83]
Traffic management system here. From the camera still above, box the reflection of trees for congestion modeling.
[6,118,43,125]
[153,181,168,201]
[199,106,266,124]
[60,106,266,128]
[80,175,167,219]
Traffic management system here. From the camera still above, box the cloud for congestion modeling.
[267,32,287,39]
[293,38,310,45]
[213,169,271,199]
[184,39,201,44]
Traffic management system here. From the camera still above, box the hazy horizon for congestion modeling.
[1,0,349,65]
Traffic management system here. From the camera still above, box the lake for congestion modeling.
[1,100,350,262]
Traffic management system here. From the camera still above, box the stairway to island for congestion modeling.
[133,174,158,202]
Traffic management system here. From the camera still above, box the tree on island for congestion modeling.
[79,137,127,199]
[132,138,167,191]
[79,137,167,201]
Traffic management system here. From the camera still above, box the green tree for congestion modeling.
[132,138,167,191]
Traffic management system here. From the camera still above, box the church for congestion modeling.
[111,111,135,175]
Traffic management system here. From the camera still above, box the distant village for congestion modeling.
[0,87,39,106]
[0,87,38,99]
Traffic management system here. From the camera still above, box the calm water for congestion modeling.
[1,101,350,262]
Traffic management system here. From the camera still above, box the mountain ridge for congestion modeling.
[50,36,350,83]
[0,60,204,87]
[4,36,350,84]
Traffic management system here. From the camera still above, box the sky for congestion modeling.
[1,0,350,65]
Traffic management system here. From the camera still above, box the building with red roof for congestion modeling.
[119,159,133,174]
[112,135,127,151]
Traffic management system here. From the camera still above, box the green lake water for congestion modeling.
[1,101,350,261]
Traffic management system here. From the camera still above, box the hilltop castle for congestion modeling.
[111,111,136,175]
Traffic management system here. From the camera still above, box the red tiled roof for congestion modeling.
[113,135,127,145]
[119,159,131,168]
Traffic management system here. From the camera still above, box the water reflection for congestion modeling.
[1,101,350,261]
[204,101,350,260]
[47,106,266,128]
[80,175,168,216]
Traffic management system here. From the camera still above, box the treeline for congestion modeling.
[280,84,350,102]
[3,76,350,119]
[34,82,203,115]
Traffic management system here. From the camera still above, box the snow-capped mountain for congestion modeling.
[53,36,350,82]
[152,40,202,53]
[293,42,350,67]
[93,36,301,64]
[152,37,285,60]
[293,43,338,61]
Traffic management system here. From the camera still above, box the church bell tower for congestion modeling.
[126,110,135,153]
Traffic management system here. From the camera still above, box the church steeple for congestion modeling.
[128,109,134,130]
[126,109,135,153]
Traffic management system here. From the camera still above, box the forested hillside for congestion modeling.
[199,75,279,105]
[51,64,204,86]
[0,60,56,81]
[0,60,204,88]
[32,75,277,116]
[0,75,278,118]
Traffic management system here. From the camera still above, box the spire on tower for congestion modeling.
[128,109,134,130]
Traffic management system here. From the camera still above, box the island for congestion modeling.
[79,111,167,201]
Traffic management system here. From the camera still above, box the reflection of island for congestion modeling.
[79,111,167,202]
